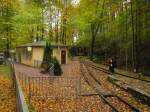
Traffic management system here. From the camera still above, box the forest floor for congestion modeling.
[0,65,16,112]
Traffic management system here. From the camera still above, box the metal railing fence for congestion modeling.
[10,62,29,112]
[16,72,80,102]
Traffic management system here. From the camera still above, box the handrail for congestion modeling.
[11,63,29,112]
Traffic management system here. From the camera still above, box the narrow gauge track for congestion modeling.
[80,63,119,112]
[83,60,150,83]
[80,61,140,112]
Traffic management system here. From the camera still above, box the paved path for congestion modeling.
[14,60,81,78]
[14,63,50,77]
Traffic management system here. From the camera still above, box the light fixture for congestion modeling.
[27,47,32,51]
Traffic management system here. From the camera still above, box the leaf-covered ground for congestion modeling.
[87,63,150,112]
[14,60,150,112]
[0,65,16,112]
[15,61,111,111]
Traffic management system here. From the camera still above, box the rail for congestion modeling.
[84,60,150,83]
[10,63,29,112]
[80,62,119,112]
[80,61,140,112]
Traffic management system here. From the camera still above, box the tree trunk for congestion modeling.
[125,3,128,71]
[90,0,105,60]
[130,0,136,72]
[90,24,96,60]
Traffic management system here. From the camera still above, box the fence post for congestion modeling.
[79,76,81,96]
[13,64,16,88]
[28,77,31,104]
[10,63,15,88]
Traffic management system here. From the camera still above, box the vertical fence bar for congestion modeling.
[53,77,55,98]
[48,77,49,97]
[33,77,35,96]
[25,75,27,93]
[33,77,34,96]
[45,78,49,97]
[11,64,15,88]
[22,73,24,91]
[45,77,47,98]
[18,72,20,83]
[79,76,81,96]
[42,77,44,96]
[28,77,31,104]
[21,73,23,87]
[35,77,37,97]
[39,77,40,96]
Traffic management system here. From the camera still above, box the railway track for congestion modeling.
[80,61,141,112]
[83,60,150,83]
[80,62,119,112]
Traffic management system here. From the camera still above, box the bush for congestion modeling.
[53,57,62,76]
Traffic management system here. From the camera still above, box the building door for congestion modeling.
[61,50,66,64]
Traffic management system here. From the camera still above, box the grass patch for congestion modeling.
[0,65,11,78]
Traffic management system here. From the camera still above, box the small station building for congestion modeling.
[16,41,68,67]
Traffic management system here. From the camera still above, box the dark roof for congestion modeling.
[16,41,68,48]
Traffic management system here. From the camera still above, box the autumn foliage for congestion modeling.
[0,74,16,111]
